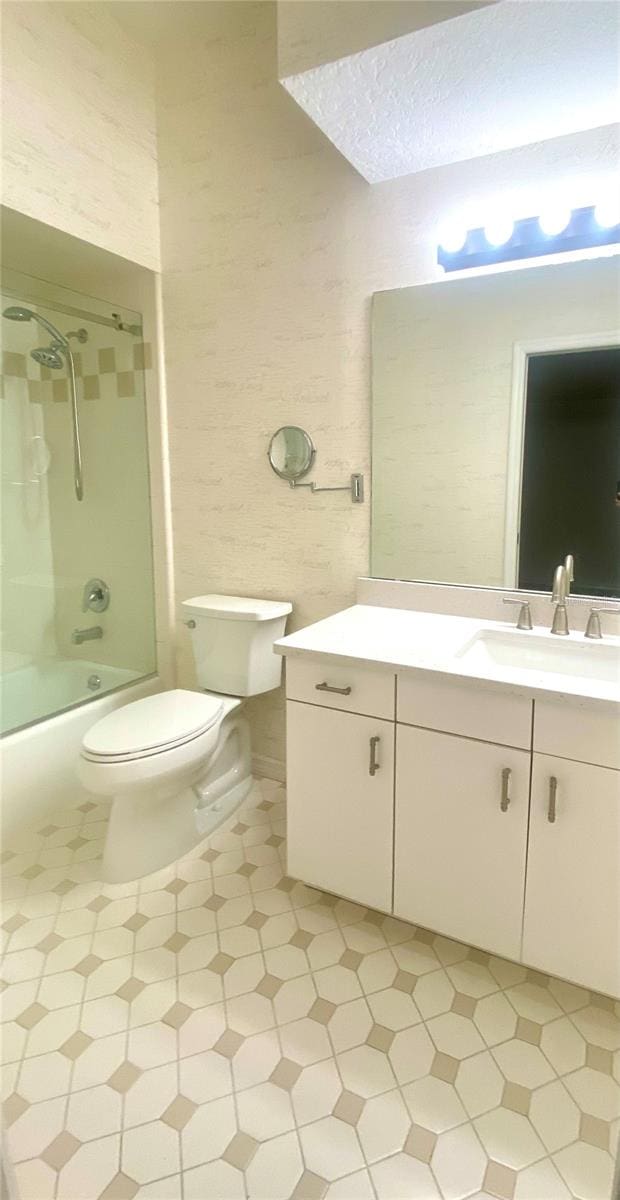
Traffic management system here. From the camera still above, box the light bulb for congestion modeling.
[593,198,620,229]
[484,218,514,248]
[538,208,572,237]
[438,226,467,254]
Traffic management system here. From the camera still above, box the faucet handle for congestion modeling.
[584,606,620,640]
[502,597,533,630]
[564,554,574,583]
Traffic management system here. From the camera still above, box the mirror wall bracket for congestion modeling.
[289,473,364,503]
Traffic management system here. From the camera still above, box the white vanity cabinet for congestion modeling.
[283,646,620,998]
[523,755,620,998]
[286,701,395,912]
[394,727,530,961]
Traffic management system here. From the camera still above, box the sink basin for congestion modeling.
[456,630,620,684]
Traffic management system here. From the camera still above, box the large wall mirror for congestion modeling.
[371,257,620,598]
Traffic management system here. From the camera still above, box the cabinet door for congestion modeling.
[394,726,530,960]
[286,701,395,912]
[523,754,620,997]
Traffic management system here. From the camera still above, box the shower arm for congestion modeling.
[63,346,83,502]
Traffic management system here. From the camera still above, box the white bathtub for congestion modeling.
[1,659,140,736]
[1,665,160,846]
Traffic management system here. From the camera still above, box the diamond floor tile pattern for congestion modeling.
[1,778,619,1199]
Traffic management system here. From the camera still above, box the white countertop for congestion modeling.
[275,605,620,706]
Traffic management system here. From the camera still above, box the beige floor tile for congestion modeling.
[370,1151,440,1198]
[553,1140,614,1199]
[392,939,440,977]
[337,1044,396,1098]
[389,1024,435,1085]
[504,983,562,1026]
[183,1159,245,1200]
[6,1096,66,1162]
[570,1004,620,1051]
[367,986,421,1033]
[492,1040,555,1089]
[280,1017,332,1066]
[513,1156,572,1198]
[431,1123,487,1199]
[70,1031,127,1090]
[179,1049,233,1103]
[245,1128,304,1199]
[232,1029,281,1089]
[474,992,518,1048]
[563,1065,620,1121]
[414,969,456,1019]
[13,1157,57,1200]
[427,1012,486,1060]
[124,1063,178,1128]
[122,1120,180,1184]
[403,1074,467,1132]
[328,997,373,1054]
[237,1080,295,1140]
[18,1050,72,1102]
[65,1084,123,1141]
[356,1088,410,1162]
[474,1108,545,1169]
[128,1021,178,1069]
[529,1079,581,1152]
[181,1095,238,1170]
[273,974,316,1026]
[292,1059,342,1126]
[300,1117,364,1182]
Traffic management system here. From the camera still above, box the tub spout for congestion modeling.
[72,626,103,645]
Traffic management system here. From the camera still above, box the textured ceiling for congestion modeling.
[281,0,620,183]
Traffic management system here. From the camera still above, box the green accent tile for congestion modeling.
[82,374,100,400]
[52,377,68,402]
[117,371,135,398]
[98,347,116,373]
[3,351,26,377]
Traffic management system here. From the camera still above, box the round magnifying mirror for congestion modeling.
[268,426,316,481]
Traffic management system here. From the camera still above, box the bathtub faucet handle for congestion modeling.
[82,578,110,613]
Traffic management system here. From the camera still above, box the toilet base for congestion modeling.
[101,712,251,884]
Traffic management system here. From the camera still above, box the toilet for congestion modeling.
[78,594,292,883]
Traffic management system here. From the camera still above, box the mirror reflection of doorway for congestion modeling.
[518,346,620,597]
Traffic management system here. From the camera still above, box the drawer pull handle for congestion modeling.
[315,682,352,696]
[500,767,511,812]
[369,735,380,776]
[548,776,558,824]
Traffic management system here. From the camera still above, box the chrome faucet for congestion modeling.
[72,626,103,645]
[550,564,569,635]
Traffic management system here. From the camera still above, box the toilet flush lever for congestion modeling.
[183,619,196,629]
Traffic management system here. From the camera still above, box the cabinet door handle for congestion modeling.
[369,735,380,776]
[548,776,558,824]
[500,767,511,812]
[315,682,352,696]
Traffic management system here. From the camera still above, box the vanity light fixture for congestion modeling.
[437,204,620,272]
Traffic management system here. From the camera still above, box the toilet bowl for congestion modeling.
[78,594,291,882]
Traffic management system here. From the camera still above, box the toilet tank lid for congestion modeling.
[182,594,292,622]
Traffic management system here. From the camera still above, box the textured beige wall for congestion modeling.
[157,2,618,772]
[1,2,160,271]
[277,0,494,77]
[372,257,620,588]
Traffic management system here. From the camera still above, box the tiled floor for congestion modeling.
[1,778,619,1200]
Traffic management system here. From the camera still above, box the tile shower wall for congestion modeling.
[157,2,619,773]
[0,335,55,671]
[1,326,156,679]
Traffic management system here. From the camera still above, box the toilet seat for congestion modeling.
[82,689,224,764]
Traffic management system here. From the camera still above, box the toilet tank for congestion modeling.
[181,595,292,697]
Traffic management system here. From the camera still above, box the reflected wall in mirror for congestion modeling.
[268,425,315,481]
[371,257,620,598]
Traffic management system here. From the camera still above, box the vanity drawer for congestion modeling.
[285,656,395,719]
[397,671,532,749]
[534,696,620,770]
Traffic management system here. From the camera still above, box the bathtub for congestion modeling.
[1,664,160,846]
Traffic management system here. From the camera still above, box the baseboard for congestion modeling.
[252,753,286,784]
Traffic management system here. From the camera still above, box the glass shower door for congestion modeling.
[1,271,157,734]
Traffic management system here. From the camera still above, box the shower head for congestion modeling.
[3,304,70,348]
[3,305,33,321]
[31,345,65,370]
